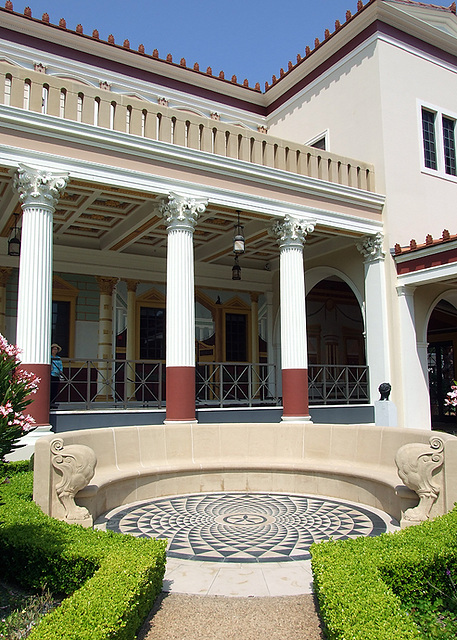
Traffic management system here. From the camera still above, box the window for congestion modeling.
[421,106,457,177]
[139,307,165,360]
[442,117,456,176]
[52,300,70,357]
[305,130,328,151]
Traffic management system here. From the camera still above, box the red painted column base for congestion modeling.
[19,363,51,427]
[282,368,311,420]
[166,366,196,422]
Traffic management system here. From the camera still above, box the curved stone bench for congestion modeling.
[33,423,457,527]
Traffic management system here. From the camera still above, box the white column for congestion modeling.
[160,192,207,422]
[356,233,391,403]
[270,215,315,421]
[14,164,68,426]
[397,286,431,429]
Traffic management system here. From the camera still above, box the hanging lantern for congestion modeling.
[233,210,245,255]
[232,255,241,281]
[8,213,21,257]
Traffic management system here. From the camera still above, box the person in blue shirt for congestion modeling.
[50,343,63,409]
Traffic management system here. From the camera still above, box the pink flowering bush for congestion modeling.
[445,383,457,414]
[0,334,39,462]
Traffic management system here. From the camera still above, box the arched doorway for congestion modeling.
[427,299,457,428]
[306,277,367,404]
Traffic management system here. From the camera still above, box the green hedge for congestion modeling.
[0,467,167,640]
[311,507,457,640]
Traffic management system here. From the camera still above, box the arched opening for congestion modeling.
[306,277,367,405]
[427,299,457,429]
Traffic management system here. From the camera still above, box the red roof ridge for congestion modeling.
[386,0,456,14]
[394,230,457,256]
[1,1,262,93]
[264,0,456,92]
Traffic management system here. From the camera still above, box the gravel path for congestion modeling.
[137,593,326,640]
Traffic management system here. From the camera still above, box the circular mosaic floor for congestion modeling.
[99,492,391,563]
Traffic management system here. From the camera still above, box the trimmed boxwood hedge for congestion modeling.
[0,464,167,640]
[311,507,457,640]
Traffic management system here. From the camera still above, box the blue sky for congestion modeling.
[7,0,454,85]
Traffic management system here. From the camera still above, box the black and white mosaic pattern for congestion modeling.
[101,492,390,563]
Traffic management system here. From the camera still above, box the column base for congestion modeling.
[19,363,51,427]
[282,368,310,420]
[166,366,196,422]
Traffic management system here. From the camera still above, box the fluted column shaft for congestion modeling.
[160,193,207,422]
[14,164,68,425]
[356,233,391,403]
[271,216,315,421]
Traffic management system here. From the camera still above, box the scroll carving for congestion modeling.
[395,436,444,527]
[50,438,97,527]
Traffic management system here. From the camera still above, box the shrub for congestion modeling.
[0,334,40,463]
[0,469,167,640]
[311,508,457,640]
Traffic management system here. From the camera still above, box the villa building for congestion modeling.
[0,0,456,432]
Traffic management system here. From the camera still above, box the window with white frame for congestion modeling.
[421,106,457,177]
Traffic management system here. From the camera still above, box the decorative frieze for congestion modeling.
[356,232,385,261]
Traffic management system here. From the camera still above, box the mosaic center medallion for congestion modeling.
[102,492,389,563]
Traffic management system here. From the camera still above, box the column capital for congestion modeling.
[0,266,12,287]
[397,284,416,298]
[95,276,118,295]
[269,215,315,250]
[125,279,140,293]
[356,232,385,261]
[159,192,207,233]
[250,292,260,304]
[14,164,69,210]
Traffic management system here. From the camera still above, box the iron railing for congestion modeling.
[53,360,369,409]
[54,359,164,409]
[308,365,369,405]
[196,362,278,407]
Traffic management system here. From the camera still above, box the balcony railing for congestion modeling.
[196,362,278,407]
[308,365,369,405]
[1,63,375,192]
[54,359,165,409]
[53,360,369,410]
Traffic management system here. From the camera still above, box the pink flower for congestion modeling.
[0,402,13,417]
